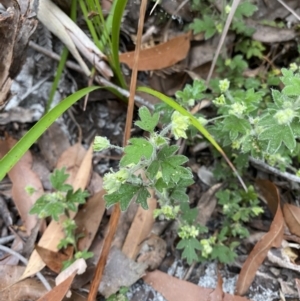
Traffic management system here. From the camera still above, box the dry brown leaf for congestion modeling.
[112,202,139,249]
[76,190,106,251]
[38,122,71,170]
[37,270,77,301]
[236,179,284,295]
[255,179,279,216]
[122,190,157,259]
[283,204,300,237]
[35,245,73,273]
[87,171,103,195]
[143,270,251,301]
[0,136,44,235]
[56,142,87,186]
[68,143,93,191]
[20,144,93,281]
[0,265,47,300]
[119,32,191,71]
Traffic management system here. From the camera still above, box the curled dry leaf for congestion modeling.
[35,245,73,273]
[112,201,139,249]
[38,122,70,170]
[122,189,157,259]
[75,189,106,251]
[236,179,284,295]
[119,32,191,71]
[0,136,44,235]
[283,203,300,237]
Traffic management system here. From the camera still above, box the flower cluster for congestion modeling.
[200,237,216,258]
[171,111,191,139]
[219,79,230,93]
[228,102,246,117]
[154,205,180,220]
[103,169,129,194]
[274,108,295,125]
[178,225,199,239]
[93,136,110,151]
[213,94,226,106]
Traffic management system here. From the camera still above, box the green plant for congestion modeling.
[235,39,266,59]
[210,66,300,171]
[0,87,99,182]
[29,168,93,269]
[79,0,127,88]
[93,105,262,264]
[189,1,257,39]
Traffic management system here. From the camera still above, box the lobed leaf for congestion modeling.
[135,106,159,132]
[104,183,140,211]
[120,138,153,166]
[177,238,201,264]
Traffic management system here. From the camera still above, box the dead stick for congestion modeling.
[86,0,148,299]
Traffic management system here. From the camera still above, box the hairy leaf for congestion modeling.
[135,106,159,132]
[120,138,153,166]
[104,183,140,211]
[177,238,201,264]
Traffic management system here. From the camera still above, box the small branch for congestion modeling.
[249,157,300,183]
[0,235,15,245]
[87,0,148,299]
[29,42,154,110]
[0,245,52,291]
[276,0,300,22]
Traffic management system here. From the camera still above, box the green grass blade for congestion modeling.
[137,86,247,190]
[0,87,99,181]
[110,0,128,89]
[138,86,222,151]
[45,47,69,114]
[79,0,102,50]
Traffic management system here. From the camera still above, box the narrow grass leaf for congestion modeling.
[137,86,247,189]
[0,86,99,181]
[110,0,128,88]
